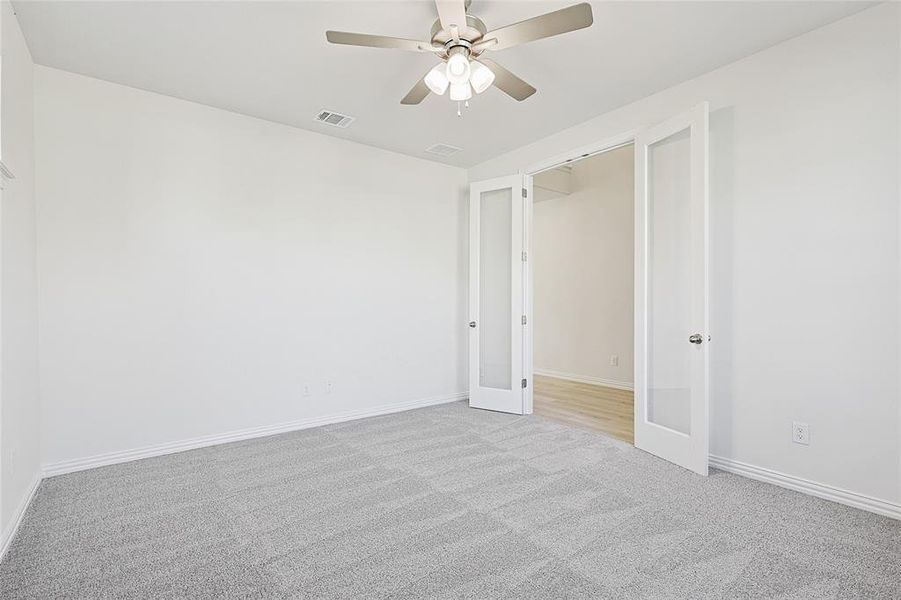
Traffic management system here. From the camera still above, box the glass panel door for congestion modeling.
[635,103,709,475]
[469,175,524,414]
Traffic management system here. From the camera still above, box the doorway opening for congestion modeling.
[529,144,636,444]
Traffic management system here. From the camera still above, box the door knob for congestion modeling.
[469,321,477,328]
[689,334,703,344]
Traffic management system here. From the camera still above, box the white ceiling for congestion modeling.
[13,0,873,168]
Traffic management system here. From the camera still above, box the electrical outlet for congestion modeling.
[326,381,333,394]
[610,355,619,367]
[302,384,311,397]
[792,421,810,445]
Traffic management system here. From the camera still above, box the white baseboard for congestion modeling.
[43,392,468,478]
[710,455,901,521]
[533,369,633,391]
[37,393,899,526]
[0,473,42,562]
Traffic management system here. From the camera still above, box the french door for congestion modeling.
[468,175,526,414]
[634,102,710,475]
[467,103,710,473]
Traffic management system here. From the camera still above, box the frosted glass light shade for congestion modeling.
[446,53,471,85]
[470,61,495,94]
[424,64,449,95]
[449,82,472,101]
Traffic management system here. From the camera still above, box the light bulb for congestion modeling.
[445,51,471,85]
[469,61,495,94]
[449,82,472,101]
[424,63,449,95]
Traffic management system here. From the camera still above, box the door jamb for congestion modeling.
[517,130,637,416]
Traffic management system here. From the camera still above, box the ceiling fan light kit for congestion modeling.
[469,61,495,94]
[424,64,450,96]
[445,48,472,84]
[325,0,594,111]
[449,82,472,102]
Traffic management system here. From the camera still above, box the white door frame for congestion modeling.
[519,130,637,416]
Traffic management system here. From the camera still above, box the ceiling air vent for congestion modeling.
[425,143,462,157]
[315,110,355,128]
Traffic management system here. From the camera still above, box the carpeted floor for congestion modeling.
[1,401,899,599]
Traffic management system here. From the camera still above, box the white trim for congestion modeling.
[0,473,42,562]
[43,392,467,478]
[710,455,901,521]
[533,369,633,391]
[524,131,637,176]
[522,174,534,415]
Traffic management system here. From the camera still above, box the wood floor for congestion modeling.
[533,374,634,443]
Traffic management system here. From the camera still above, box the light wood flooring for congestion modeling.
[533,374,634,443]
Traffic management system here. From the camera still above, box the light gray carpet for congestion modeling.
[1,401,899,599]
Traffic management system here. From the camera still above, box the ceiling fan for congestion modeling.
[325,0,593,108]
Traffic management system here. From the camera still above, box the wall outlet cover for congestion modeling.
[792,421,810,445]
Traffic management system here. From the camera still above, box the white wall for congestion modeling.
[34,66,469,469]
[472,4,901,505]
[532,146,633,388]
[0,0,40,542]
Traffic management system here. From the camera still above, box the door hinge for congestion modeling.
[521,378,527,389]
[521,251,527,262]
[522,188,527,198]
[521,315,527,325]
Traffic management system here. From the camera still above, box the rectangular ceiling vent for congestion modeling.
[315,110,355,128]
[425,143,463,157]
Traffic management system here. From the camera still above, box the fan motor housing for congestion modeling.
[430,15,487,58]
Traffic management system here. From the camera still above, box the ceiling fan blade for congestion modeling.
[482,3,593,51]
[400,76,431,105]
[479,58,536,101]
[326,31,434,52]
[471,38,498,53]
[435,0,468,33]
